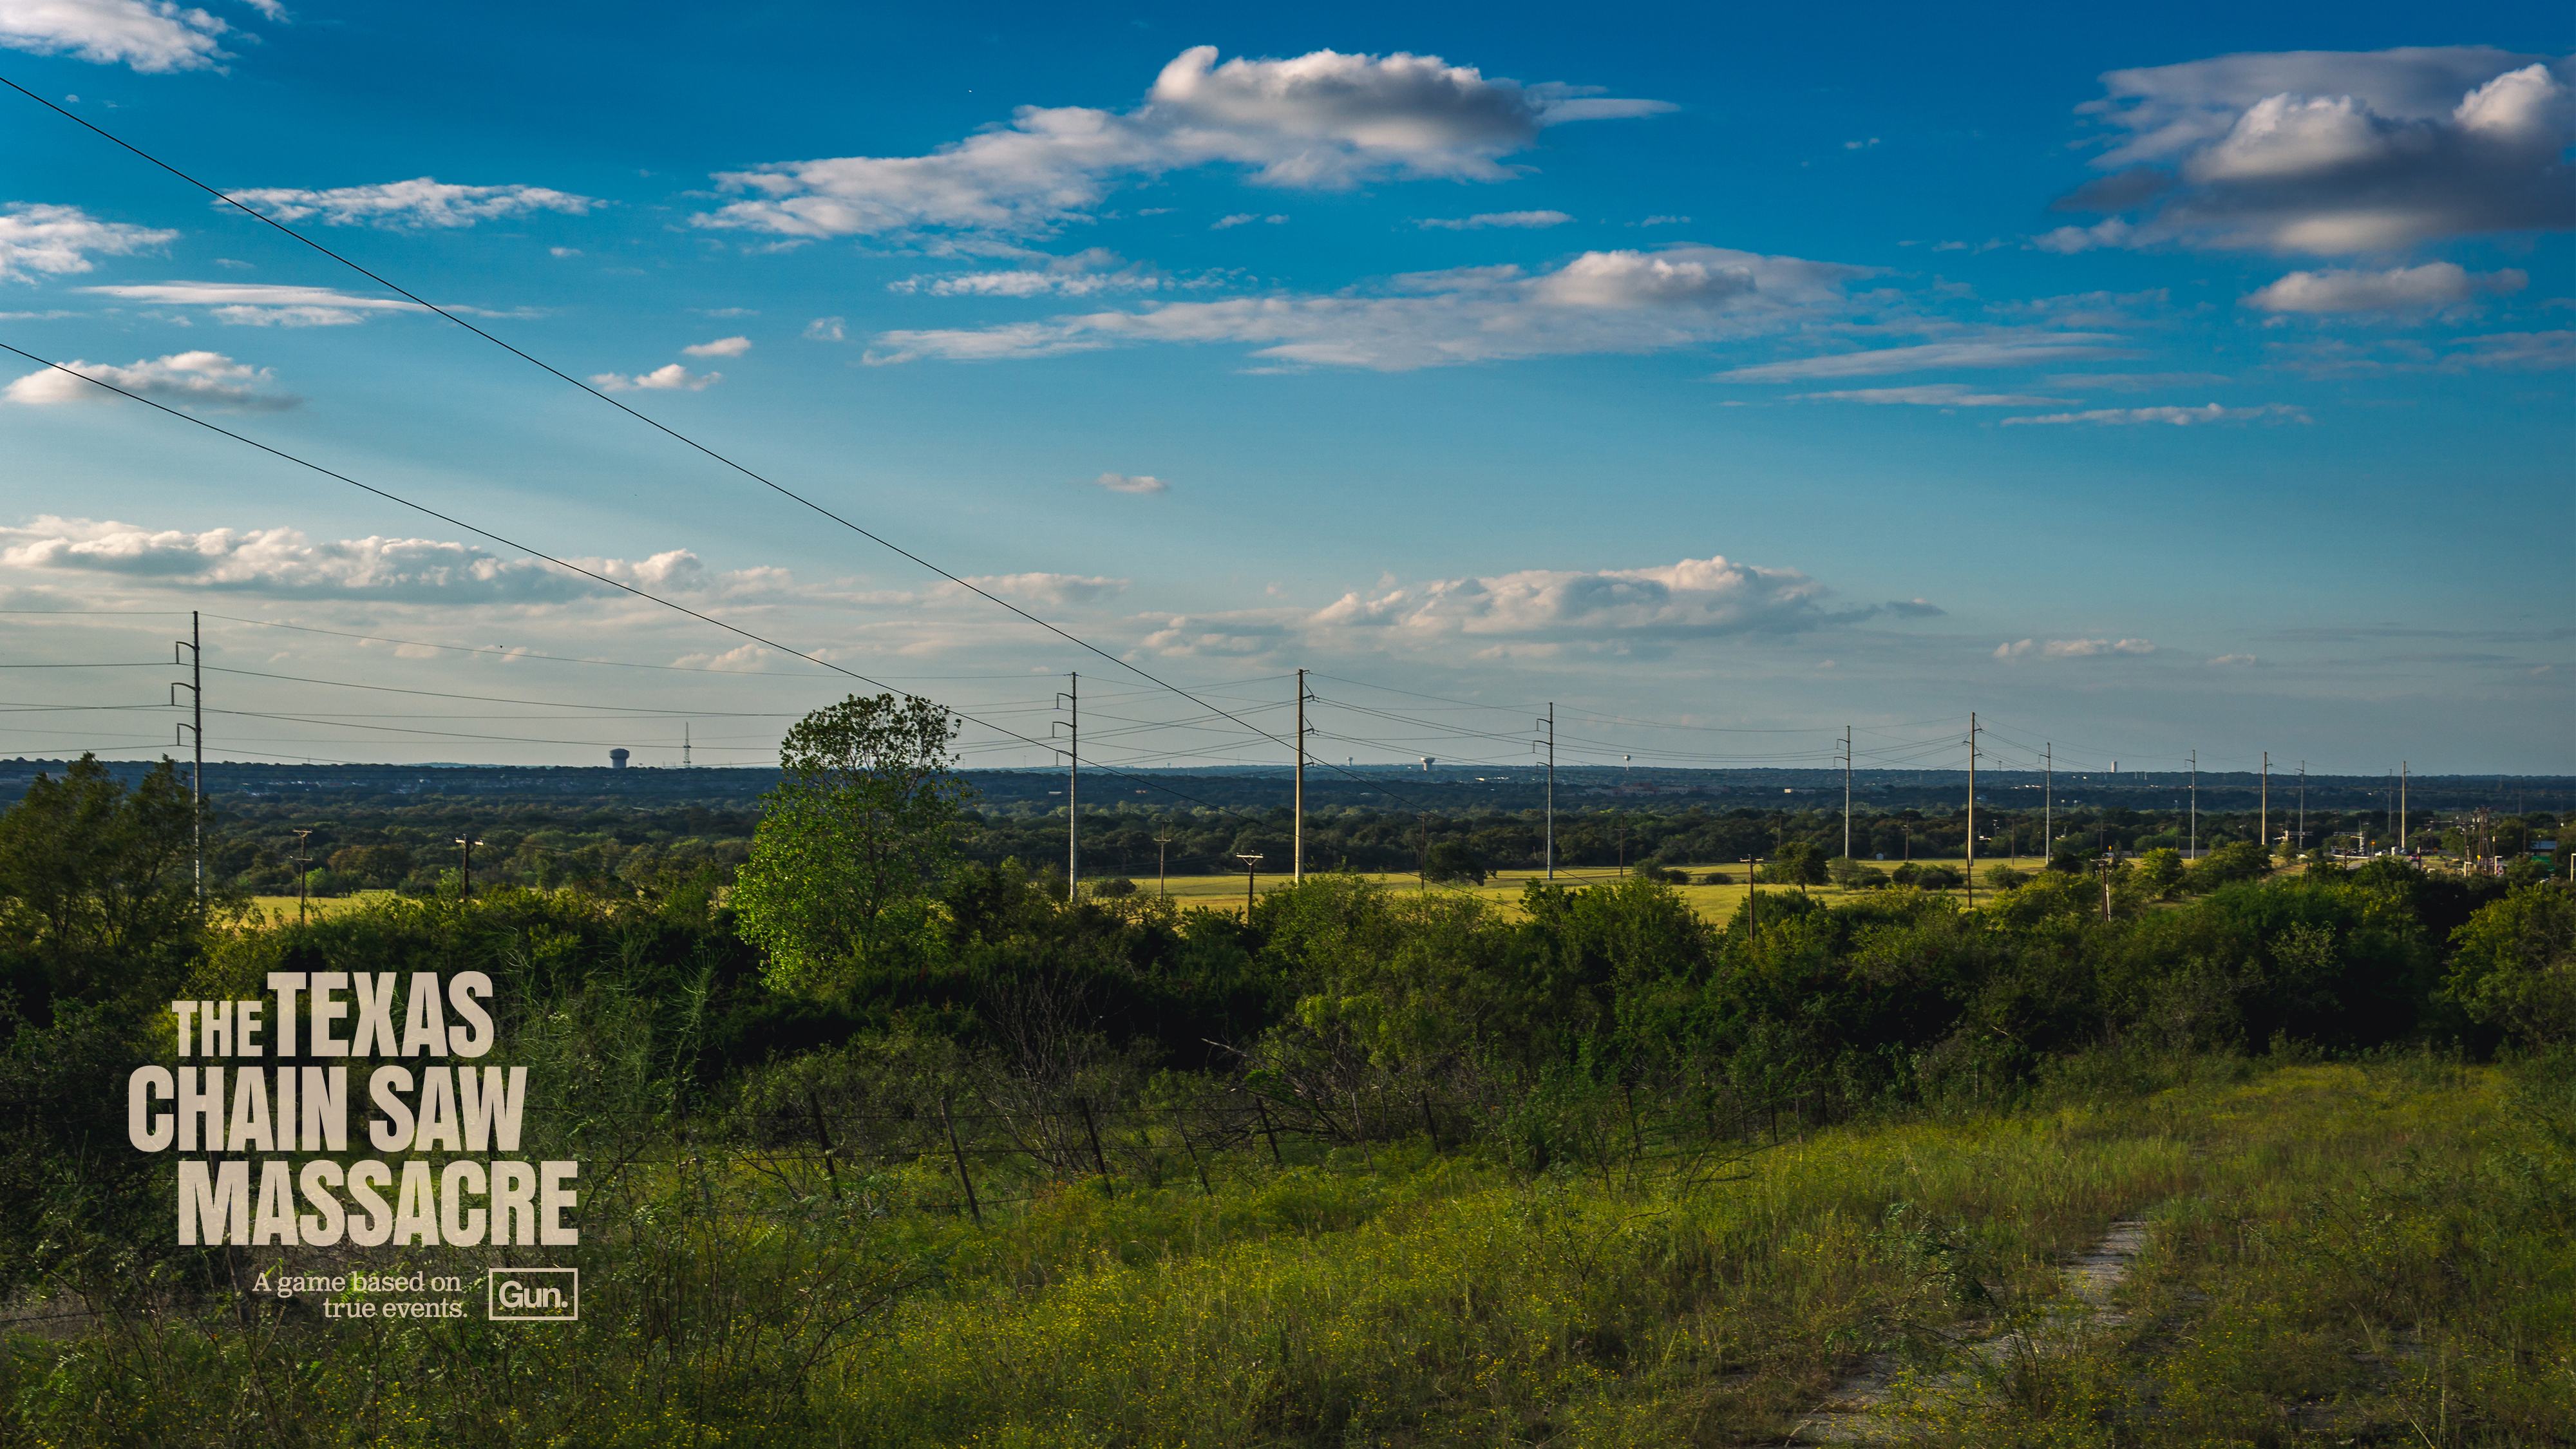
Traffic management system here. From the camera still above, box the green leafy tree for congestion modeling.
[2135,847,2188,900]
[1761,840,1828,887]
[1982,863,2028,891]
[734,694,971,995]
[2186,840,2273,892]
[0,753,203,1007]
[1423,838,1486,885]
[2445,886,2576,1046]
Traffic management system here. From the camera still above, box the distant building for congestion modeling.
[609,748,629,770]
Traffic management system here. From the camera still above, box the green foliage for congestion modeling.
[2134,845,2187,898]
[733,694,971,996]
[0,753,205,1011]
[2445,884,2576,1046]
[2185,838,2273,891]
[1979,862,2026,891]
[1422,837,1486,884]
[1759,838,1827,886]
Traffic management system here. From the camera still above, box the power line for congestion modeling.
[0,340,1281,831]
[0,81,1416,812]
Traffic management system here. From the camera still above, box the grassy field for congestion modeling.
[1108,858,2058,920]
[10,1051,2565,1446]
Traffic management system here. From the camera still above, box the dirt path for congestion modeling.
[1786,1215,2151,1444]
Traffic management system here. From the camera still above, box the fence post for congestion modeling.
[1177,1115,1215,1197]
[1079,1097,1115,1197]
[1419,1094,1439,1151]
[940,1099,982,1226]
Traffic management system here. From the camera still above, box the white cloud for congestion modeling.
[1638,214,1690,226]
[1710,333,2132,383]
[2209,654,2257,666]
[693,45,1669,240]
[1211,213,1286,229]
[2264,330,2574,377]
[589,363,720,392]
[78,280,426,325]
[0,203,176,283]
[1305,554,1886,647]
[0,516,596,601]
[866,245,1866,371]
[3,349,298,410]
[949,573,1129,607]
[680,335,752,358]
[2002,402,2307,426]
[222,178,601,229]
[0,0,236,72]
[2052,49,2575,252]
[890,249,1162,296]
[549,246,581,258]
[2242,262,2524,313]
[803,316,846,341]
[1791,384,2076,406]
[1417,209,1573,229]
[1994,637,2159,659]
[1089,472,1167,493]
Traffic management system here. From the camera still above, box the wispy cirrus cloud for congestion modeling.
[0,204,177,284]
[865,245,1867,371]
[1088,473,1168,493]
[1709,333,2134,383]
[1416,210,1573,229]
[1994,637,2159,659]
[222,178,601,229]
[1790,384,2076,406]
[2043,48,2575,253]
[2,350,298,410]
[2001,402,2307,426]
[75,280,526,326]
[692,46,1669,240]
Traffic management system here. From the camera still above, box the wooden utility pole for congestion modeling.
[2400,761,2408,857]
[1153,833,1174,897]
[173,612,204,904]
[1293,668,1307,882]
[1842,724,1852,862]
[2261,752,2269,858]
[1539,702,1557,879]
[1057,674,1079,896]
[1965,713,1977,908]
[455,833,483,900]
[2188,750,2198,857]
[294,828,313,925]
[2043,743,2052,864]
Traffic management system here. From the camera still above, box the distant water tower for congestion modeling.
[1421,757,1434,772]
[609,748,629,770]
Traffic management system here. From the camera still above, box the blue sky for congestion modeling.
[0,0,2567,777]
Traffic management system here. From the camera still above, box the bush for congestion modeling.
[1759,841,1827,886]
[1826,856,1873,886]
[1423,840,1486,886]
[1981,864,2027,891]
[1631,865,1688,885]
[2135,847,2187,900]
[1697,871,1733,886]
[2186,839,2273,892]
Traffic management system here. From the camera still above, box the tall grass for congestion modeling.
[6,1053,2565,1446]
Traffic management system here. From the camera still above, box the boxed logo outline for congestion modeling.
[487,1266,578,1321]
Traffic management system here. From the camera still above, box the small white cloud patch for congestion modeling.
[4,350,299,410]
[1089,473,1168,493]
[2002,403,2306,425]
[223,178,601,229]
[2242,262,2524,313]
[589,364,721,392]
[0,204,178,284]
[681,336,753,357]
[1416,210,1573,229]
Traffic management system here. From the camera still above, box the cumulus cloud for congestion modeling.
[693,46,1670,240]
[1417,209,1573,229]
[1302,554,1898,650]
[0,516,598,601]
[1709,332,2133,383]
[1088,473,1167,493]
[1791,384,2076,406]
[803,316,846,341]
[3,349,298,410]
[1994,637,2159,659]
[865,245,1865,371]
[950,573,1129,607]
[222,178,601,229]
[0,0,239,72]
[588,363,720,392]
[679,336,752,357]
[2241,261,2524,312]
[2001,402,2307,426]
[2048,48,2575,252]
[78,280,431,325]
[0,203,177,284]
